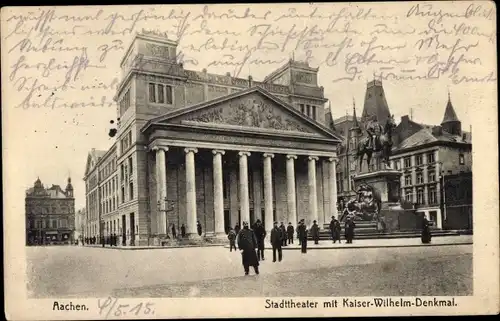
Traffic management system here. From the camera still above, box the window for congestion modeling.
[459,153,465,165]
[417,188,424,204]
[300,104,305,114]
[120,164,124,181]
[157,84,165,103]
[121,187,125,204]
[149,83,173,104]
[306,105,310,117]
[404,157,411,168]
[119,89,131,115]
[427,152,435,163]
[416,154,423,166]
[405,190,413,202]
[395,159,401,170]
[311,106,316,120]
[148,83,155,103]
[128,157,133,175]
[61,219,67,228]
[129,182,134,200]
[51,220,57,229]
[428,168,436,182]
[416,172,424,184]
[404,175,412,186]
[428,186,437,204]
[337,173,344,192]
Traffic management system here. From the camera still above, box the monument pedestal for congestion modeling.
[352,170,418,233]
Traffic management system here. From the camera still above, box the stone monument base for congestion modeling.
[353,170,420,233]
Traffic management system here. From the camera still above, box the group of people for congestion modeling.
[227,219,315,275]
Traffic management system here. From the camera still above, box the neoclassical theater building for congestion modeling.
[84,33,343,246]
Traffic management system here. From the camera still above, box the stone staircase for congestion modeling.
[307,221,461,240]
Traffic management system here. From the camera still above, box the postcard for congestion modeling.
[2,2,498,319]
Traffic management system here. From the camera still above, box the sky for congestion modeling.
[2,2,496,210]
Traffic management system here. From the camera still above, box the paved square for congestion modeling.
[27,243,472,298]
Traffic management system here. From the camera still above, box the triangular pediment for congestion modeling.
[145,87,342,141]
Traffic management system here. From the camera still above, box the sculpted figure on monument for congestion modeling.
[356,114,397,172]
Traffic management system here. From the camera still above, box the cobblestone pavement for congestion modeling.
[26,244,472,298]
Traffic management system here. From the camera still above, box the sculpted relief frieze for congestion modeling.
[187,96,312,133]
[146,44,172,59]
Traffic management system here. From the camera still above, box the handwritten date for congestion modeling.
[98,297,155,318]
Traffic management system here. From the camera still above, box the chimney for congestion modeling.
[432,125,442,136]
[248,75,253,88]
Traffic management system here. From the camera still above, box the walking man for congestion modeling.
[270,222,283,262]
[237,222,260,275]
[171,224,177,239]
[197,220,203,236]
[180,224,186,238]
[253,219,266,261]
[298,220,308,253]
[287,222,294,245]
[345,217,356,244]
[227,228,237,252]
[311,220,320,245]
[332,217,341,243]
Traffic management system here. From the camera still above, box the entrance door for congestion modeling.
[130,213,135,246]
[121,215,126,246]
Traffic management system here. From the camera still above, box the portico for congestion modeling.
[142,86,342,242]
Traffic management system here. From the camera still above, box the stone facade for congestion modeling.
[84,33,341,246]
[25,178,75,246]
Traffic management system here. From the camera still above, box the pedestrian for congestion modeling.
[279,222,287,247]
[345,217,356,244]
[297,226,301,246]
[237,221,260,276]
[180,224,186,238]
[333,218,341,244]
[311,220,320,245]
[421,216,432,244]
[171,224,177,239]
[253,220,266,261]
[298,220,308,253]
[197,220,202,236]
[270,222,283,262]
[227,228,237,252]
[287,222,294,245]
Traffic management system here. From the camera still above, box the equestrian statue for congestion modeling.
[356,114,397,172]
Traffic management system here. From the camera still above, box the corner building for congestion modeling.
[85,33,342,246]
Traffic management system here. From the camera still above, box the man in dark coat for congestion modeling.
[286,222,294,245]
[227,228,237,252]
[197,221,203,236]
[253,220,267,261]
[270,222,283,262]
[333,218,341,243]
[345,217,356,243]
[311,220,320,245]
[171,224,177,239]
[237,222,260,275]
[298,220,308,253]
[279,222,287,246]
[421,217,432,244]
[180,224,186,238]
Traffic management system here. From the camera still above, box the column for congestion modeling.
[185,148,198,237]
[154,146,168,236]
[212,150,225,236]
[263,153,274,232]
[308,156,319,225]
[286,155,297,225]
[328,158,338,219]
[238,151,251,225]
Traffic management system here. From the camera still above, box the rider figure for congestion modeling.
[365,115,382,150]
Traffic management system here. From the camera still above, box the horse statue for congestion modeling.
[356,115,397,172]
